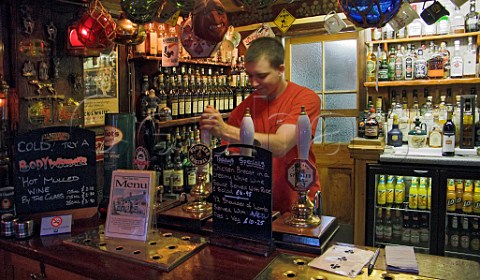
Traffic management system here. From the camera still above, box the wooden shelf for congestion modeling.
[155,113,230,129]
[129,56,231,67]
[369,31,480,45]
[364,78,480,88]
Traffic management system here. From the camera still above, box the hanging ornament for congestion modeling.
[180,17,219,58]
[192,0,229,44]
[114,13,146,45]
[76,0,116,49]
[338,0,403,28]
[120,0,163,24]
[155,0,179,23]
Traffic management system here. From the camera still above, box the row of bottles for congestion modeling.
[446,215,480,253]
[376,208,430,246]
[371,0,480,40]
[377,175,432,210]
[359,88,480,150]
[146,124,219,195]
[138,63,253,121]
[446,179,480,214]
[366,37,477,82]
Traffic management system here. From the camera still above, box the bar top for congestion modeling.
[380,146,480,167]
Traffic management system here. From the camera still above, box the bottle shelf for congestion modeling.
[376,205,431,214]
[129,56,232,67]
[155,113,230,129]
[446,212,480,219]
[364,77,480,88]
[368,31,480,45]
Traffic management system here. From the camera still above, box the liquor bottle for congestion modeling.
[473,180,480,214]
[414,48,427,79]
[420,88,431,116]
[436,13,450,35]
[451,6,465,34]
[447,178,457,212]
[442,109,456,156]
[454,95,462,144]
[387,46,396,81]
[358,110,368,138]
[461,97,474,149]
[375,96,385,137]
[408,117,427,148]
[450,215,460,249]
[404,44,414,80]
[471,218,480,251]
[366,43,377,82]
[191,72,199,117]
[464,37,477,77]
[135,26,146,56]
[145,22,157,56]
[184,130,196,192]
[376,208,384,241]
[183,73,192,118]
[428,44,444,79]
[395,176,406,205]
[418,179,427,210]
[378,45,389,81]
[456,179,465,212]
[450,40,463,78]
[377,175,387,206]
[384,208,393,241]
[387,114,403,147]
[429,113,443,148]
[365,108,379,139]
[409,177,418,209]
[399,90,410,138]
[177,72,185,119]
[407,4,423,37]
[410,89,420,123]
[162,152,174,192]
[402,212,411,243]
[156,23,166,57]
[439,42,450,79]
[460,217,470,251]
[465,0,479,33]
[394,45,404,80]
[462,180,474,214]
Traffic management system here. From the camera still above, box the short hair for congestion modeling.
[245,37,284,69]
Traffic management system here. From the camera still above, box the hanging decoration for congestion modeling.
[114,13,146,45]
[192,0,229,44]
[76,0,116,49]
[180,16,219,58]
[120,0,164,24]
[155,0,179,23]
[338,0,403,28]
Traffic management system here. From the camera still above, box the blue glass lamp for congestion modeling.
[338,0,403,28]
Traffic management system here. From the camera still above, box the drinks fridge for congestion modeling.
[366,163,480,261]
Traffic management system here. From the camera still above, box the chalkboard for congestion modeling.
[212,144,272,242]
[14,126,97,214]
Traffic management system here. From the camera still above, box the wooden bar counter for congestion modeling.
[1,217,479,280]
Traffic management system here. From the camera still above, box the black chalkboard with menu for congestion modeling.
[13,126,97,214]
[211,144,272,242]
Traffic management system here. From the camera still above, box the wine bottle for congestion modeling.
[442,109,456,156]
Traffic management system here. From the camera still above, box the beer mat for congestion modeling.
[308,245,374,278]
[385,245,419,274]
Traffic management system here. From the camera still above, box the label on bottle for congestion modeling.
[442,134,455,153]
[365,125,378,138]
[414,61,427,79]
[451,58,463,77]
[405,57,413,79]
[366,61,376,80]
[464,50,477,76]
[163,169,173,186]
[171,170,184,191]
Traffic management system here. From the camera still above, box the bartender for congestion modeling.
[200,37,321,213]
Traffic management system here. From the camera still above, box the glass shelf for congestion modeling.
[129,56,232,67]
[368,31,480,45]
[364,78,480,87]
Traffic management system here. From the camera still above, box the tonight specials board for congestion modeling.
[211,144,272,242]
[14,127,97,214]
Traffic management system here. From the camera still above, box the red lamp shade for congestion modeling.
[76,0,116,49]
[67,25,101,57]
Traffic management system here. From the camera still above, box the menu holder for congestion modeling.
[210,144,274,256]
[14,127,97,220]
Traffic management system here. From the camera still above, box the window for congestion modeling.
[285,33,359,144]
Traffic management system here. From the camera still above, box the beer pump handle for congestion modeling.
[296,106,311,160]
[240,107,254,156]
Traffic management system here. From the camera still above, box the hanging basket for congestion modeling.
[338,0,402,28]
[76,0,116,49]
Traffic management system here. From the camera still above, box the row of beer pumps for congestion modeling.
[180,105,322,228]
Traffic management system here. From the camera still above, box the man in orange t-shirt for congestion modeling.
[200,37,321,213]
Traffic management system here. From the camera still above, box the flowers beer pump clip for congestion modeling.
[285,106,321,227]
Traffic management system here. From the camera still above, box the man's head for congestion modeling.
[244,37,286,100]
[245,37,284,69]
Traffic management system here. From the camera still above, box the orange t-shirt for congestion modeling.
[227,82,321,213]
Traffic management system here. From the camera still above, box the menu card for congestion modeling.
[385,245,419,274]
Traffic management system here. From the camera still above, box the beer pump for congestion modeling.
[183,128,212,213]
[285,106,321,227]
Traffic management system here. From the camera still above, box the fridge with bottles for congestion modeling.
[366,162,480,261]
